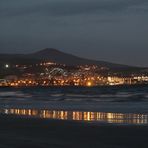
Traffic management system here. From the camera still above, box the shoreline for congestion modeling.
[1,101,148,114]
[0,83,148,89]
[0,114,148,148]
[0,108,148,125]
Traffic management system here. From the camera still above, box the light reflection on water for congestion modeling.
[0,108,148,125]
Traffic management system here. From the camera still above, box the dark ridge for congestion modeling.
[0,48,141,69]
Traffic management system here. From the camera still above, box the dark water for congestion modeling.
[0,85,148,124]
[0,85,148,103]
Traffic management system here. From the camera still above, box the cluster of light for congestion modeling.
[1,62,148,87]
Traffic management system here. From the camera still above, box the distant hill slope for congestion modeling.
[29,48,130,68]
[0,48,133,68]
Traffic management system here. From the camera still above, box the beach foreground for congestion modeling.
[0,115,148,148]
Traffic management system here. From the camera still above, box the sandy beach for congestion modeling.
[0,114,148,148]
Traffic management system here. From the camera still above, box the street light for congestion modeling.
[5,64,9,68]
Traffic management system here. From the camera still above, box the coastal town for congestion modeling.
[0,61,148,87]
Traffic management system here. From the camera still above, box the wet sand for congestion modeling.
[0,114,148,148]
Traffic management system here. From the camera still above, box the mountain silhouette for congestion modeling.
[29,48,129,68]
[0,48,132,68]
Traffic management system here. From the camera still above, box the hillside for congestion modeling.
[0,48,133,68]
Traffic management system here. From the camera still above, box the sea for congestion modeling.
[0,85,148,125]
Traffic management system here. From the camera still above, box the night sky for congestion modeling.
[0,0,148,66]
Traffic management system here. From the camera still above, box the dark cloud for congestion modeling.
[0,0,148,18]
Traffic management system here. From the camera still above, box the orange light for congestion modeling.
[86,81,92,87]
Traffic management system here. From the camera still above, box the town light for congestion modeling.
[86,81,92,87]
[5,64,9,68]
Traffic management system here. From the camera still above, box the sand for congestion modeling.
[0,114,148,148]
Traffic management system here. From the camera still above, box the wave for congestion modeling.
[0,86,148,104]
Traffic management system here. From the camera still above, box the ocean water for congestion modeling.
[0,85,148,124]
